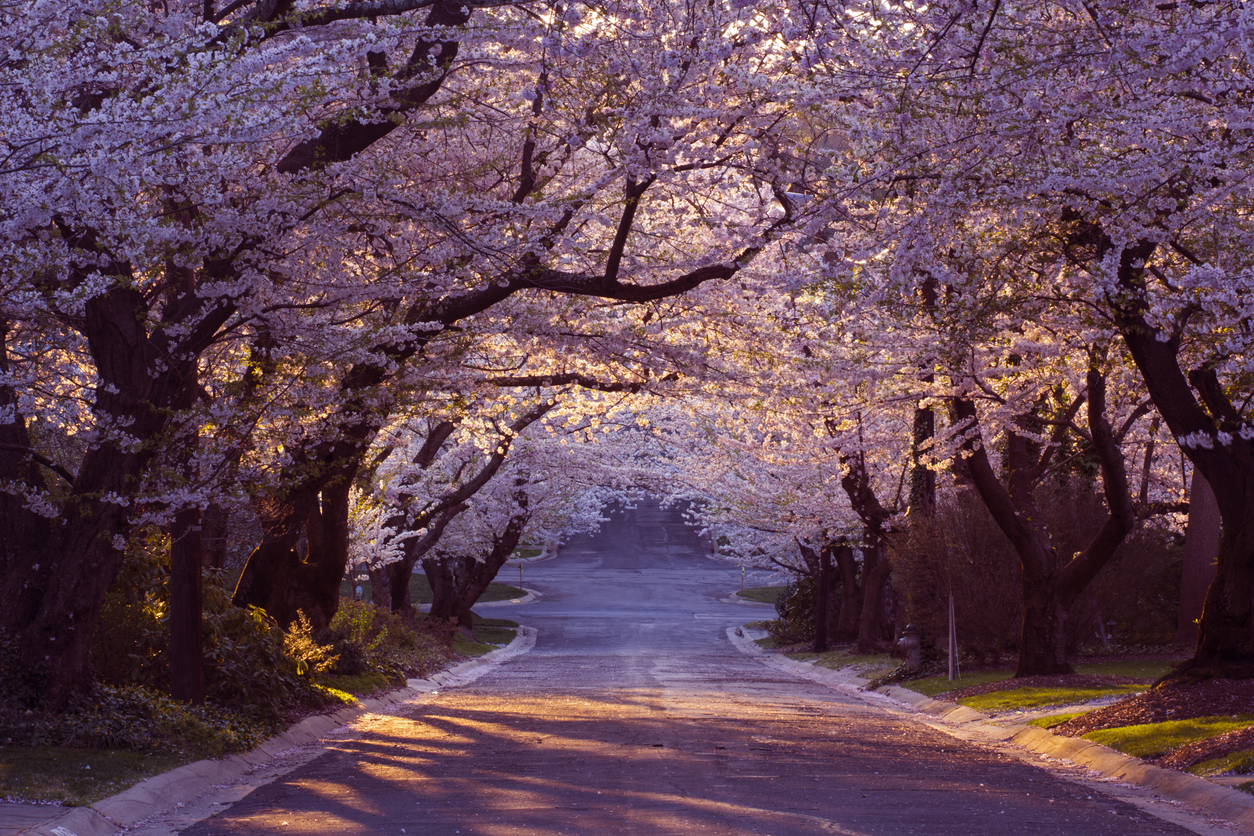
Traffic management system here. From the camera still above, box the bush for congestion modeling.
[89,531,329,724]
[285,611,340,678]
[766,576,818,644]
[326,599,451,683]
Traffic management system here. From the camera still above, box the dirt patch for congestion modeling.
[937,674,1151,702]
[1056,679,1254,737]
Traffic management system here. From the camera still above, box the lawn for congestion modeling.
[342,573,525,605]
[956,683,1146,713]
[452,615,520,657]
[737,585,786,605]
[0,747,192,806]
[899,659,1175,700]
[787,649,897,678]
[1084,715,1254,760]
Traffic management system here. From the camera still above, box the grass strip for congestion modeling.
[736,585,786,605]
[904,670,1014,697]
[958,684,1145,713]
[1084,715,1254,760]
[787,650,896,677]
[341,575,524,604]
[1028,711,1090,729]
[0,748,192,807]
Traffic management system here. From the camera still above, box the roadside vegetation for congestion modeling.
[0,548,519,807]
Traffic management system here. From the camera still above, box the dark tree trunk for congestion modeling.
[856,543,893,655]
[951,366,1135,677]
[911,403,937,515]
[1103,239,1254,678]
[233,464,356,632]
[814,545,831,652]
[839,446,894,652]
[0,286,231,707]
[832,545,861,641]
[423,556,459,625]
[451,502,530,631]
[169,507,205,704]
[1016,558,1072,677]
[1177,472,1221,647]
[368,563,393,610]
[202,504,231,570]
[368,561,415,614]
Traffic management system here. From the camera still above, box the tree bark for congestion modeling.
[423,556,459,625]
[1177,472,1221,647]
[856,543,893,655]
[233,463,357,632]
[169,507,205,704]
[450,485,530,630]
[0,284,232,707]
[814,544,831,652]
[832,545,861,641]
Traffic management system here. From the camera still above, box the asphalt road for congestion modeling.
[182,499,1209,836]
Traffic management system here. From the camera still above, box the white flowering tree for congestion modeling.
[791,0,1242,676]
[0,0,827,706]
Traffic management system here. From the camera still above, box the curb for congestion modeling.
[729,626,1254,834]
[7,626,537,836]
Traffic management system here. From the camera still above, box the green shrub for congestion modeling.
[327,599,451,682]
[285,611,340,678]
[767,577,817,644]
[89,532,327,723]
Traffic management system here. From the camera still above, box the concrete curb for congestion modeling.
[729,626,1254,835]
[6,626,537,836]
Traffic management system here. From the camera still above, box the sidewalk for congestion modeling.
[0,627,537,836]
[728,625,1254,835]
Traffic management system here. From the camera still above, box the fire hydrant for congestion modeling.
[896,623,922,672]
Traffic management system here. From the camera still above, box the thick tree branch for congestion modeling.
[0,443,74,484]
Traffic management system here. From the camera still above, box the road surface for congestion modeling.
[182,499,1218,835]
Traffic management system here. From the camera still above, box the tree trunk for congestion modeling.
[856,544,893,654]
[1191,521,1254,678]
[1105,239,1254,678]
[1177,472,1221,647]
[832,545,861,641]
[0,289,166,707]
[814,545,831,652]
[951,366,1135,677]
[368,563,393,610]
[423,556,459,625]
[169,507,205,704]
[451,507,529,630]
[1016,561,1072,677]
[233,465,356,632]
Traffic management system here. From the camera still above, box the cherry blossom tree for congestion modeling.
[0,0,829,705]
[795,0,1236,675]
